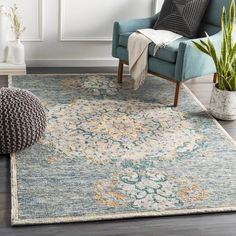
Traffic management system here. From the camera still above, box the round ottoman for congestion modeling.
[0,87,47,154]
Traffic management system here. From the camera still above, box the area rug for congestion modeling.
[10,74,236,225]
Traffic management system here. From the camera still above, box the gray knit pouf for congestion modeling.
[0,87,47,154]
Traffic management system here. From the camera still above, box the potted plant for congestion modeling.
[8,4,26,65]
[193,0,236,120]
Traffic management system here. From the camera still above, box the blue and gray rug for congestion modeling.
[10,74,236,225]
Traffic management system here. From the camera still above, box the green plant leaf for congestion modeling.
[229,0,235,32]
[229,43,236,61]
[221,33,227,65]
[192,41,210,55]
[206,35,220,69]
[200,39,208,47]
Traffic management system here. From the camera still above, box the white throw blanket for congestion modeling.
[128,29,183,90]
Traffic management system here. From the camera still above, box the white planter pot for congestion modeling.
[0,6,9,62]
[11,39,25,65]
[209,85,236,120]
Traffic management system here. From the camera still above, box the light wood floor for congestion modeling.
[0,67,236,236]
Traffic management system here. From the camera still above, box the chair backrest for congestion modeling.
[198,0,233,37]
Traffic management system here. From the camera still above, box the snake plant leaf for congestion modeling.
[221,33,227,65]
[229,0,235,31]
[222,75,233,90]
[200,39,208,47]
[222,6,227,24]
[222,7,227,36]
[192,41,210,55]
[222,6,233,53]
[229,43,236,61]
[206,35,220,69]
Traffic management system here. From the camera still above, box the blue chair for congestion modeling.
[112,0,234,106]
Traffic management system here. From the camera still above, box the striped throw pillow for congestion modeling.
[153,0,210,38]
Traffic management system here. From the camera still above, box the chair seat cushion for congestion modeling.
[116,46,176,79]
[119,32,189,63]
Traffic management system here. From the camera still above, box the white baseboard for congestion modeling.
[26,58,119,67]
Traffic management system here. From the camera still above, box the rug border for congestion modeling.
[10,74,236,226]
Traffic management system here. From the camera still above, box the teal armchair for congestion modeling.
[112,0,234,106]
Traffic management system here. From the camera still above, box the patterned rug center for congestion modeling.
[39,98,205,164]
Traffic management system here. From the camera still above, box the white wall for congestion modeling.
[0,0,164,67]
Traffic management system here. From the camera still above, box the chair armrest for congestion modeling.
[175,31,222,81]
[115,14,159,33]
[112,13,159,58]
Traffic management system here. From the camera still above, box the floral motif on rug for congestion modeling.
[10,74,236,225]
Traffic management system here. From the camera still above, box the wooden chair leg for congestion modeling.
[117,60,124,83]
[213,73,217,83]
[174,82,181,107]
